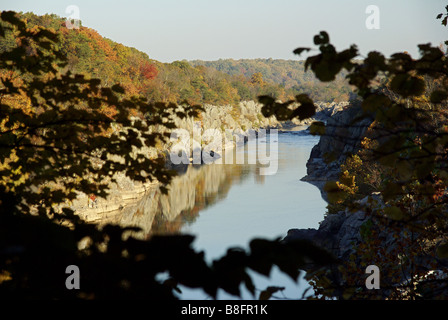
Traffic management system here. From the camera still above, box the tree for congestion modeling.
[250,72,265,86]
[259,7,448,299]
[0,11,333,300]
[140,61,158,80]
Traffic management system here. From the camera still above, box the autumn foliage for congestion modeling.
[257,8,448,299]
[140,61,158,80]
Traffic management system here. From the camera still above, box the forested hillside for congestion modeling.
[0,12,303,106]
[0,10,335,300]
[0,12,353,107]
[189,58,354,102]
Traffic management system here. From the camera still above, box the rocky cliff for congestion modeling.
[165,100,348,166]
[286,101,375,257]
[301,102,373,200]
[70,100,346,226]
[286,103,448,298]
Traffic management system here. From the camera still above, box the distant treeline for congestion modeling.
[0,12,353,106]
[189,58,355,102]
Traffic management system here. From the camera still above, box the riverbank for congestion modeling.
[70,100,348,227]
[286,102,448,299]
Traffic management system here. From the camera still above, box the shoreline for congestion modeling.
[72,124,312,225]
[70,98,345,227]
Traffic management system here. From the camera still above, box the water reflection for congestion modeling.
[93,130,327,299]
[107,143,275,239]
[174,130,327,299]
[98,130,323,239]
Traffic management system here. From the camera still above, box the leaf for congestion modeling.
[342,287,356,300]
[313,58,341,82]
[314,31,330,45]
[212,248,248,297]
[259,286,284,300]
[417,43,444,62]
[390,74,426,97]
[243,273,255,296]
[248,239,276,276]
[384,206,405,221]
[163,278,182,294]
[293,94,316,120]
[339,171,355,188]
[362,94,392,112]
[323,151,337,163]
[366,51,387,69]
[293,47,311,55]
[382,182,403,201]
[1,11,25,30]
[436,243,448,259]
[258,95,276,117]
[437,13,443,19]
[323,181,347,204]
[396,160,413,181]
[430,90,448,103]
[259,290,271,300]
[159,186,169,194]
[416,161,435,180]
[309,121,325,135]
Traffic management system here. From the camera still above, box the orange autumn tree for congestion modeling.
[140,61,158,80]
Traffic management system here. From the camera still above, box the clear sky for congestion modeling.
[2,0,447,62]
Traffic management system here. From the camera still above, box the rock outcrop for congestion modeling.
[75,154,254,240]
[300,102,374,200]
[284,193,382,261]
[72,100,351,233]
[286,102,376,259]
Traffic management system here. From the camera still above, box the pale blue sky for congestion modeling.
[2,0,447,62]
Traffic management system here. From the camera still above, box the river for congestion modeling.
[105,127,327,299]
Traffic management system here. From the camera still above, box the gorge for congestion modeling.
[69,100,349,299]
[3,6,447,301]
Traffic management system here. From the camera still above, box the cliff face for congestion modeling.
[75,157,253,240]
[287,104,448,298]
[301,103,374,198]
[165,101,280,166]
[71,100,351,233]
[288,102,375,257]
[285,194,380,261]
[165,100,352,167]
[69,102,268,223]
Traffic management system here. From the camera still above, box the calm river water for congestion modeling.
[108,127,327,299]
[149,127,327,299]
